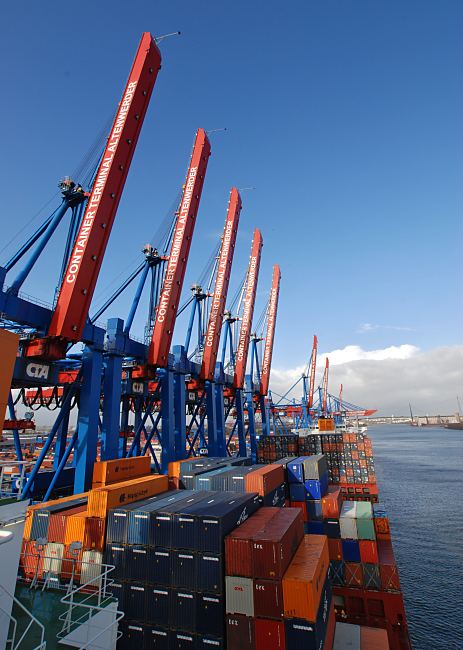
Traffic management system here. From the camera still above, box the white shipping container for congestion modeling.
[80,550,103,588]
[340,501,357,519]
[339,516,358,539]
[43,542,64,574]
[225,576,254,617]
[333,622,361,650]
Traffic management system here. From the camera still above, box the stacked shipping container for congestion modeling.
[110,490,261,649]
[17,441,409,649]
[224,507,335,650]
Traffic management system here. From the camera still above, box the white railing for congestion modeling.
[0,583,46,650]
[57,562,123,650]
[18,551,123,649]
[0,460,32,499]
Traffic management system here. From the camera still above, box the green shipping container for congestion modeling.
[356,518,376,540]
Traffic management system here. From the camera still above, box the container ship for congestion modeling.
[0,32,412,650]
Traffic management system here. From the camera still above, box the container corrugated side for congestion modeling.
[244,465,284,496]
[43,542,64,575]
[92,455,151,487]
[80,550,103,588]
[254,618,285,650]
[225,507,279,576]
[87,474,168,517]
[282,534,329,621]
[226,614,255,650]
[225,576,254,617]
[251,508,304,579]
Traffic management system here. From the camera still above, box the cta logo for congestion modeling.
[132,381,144,394]
[26,362,49,380]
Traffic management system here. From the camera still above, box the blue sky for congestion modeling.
[1,1,462,410]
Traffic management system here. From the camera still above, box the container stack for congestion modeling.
[19,457,167,587]
[256,434,298,463]
[111,490,261,649]
[328,501,406,647]
[286,455,330,535]
[225,507,335,649]
[257,431,378,500]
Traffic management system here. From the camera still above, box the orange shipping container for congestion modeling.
[245,465,284,496]
[321,486,342,518]
[282,534,329,622]
[168,458,191,479]
[64,512,106,551]
[92,455,151,487]
[20,540,44,580]
[359,540,378,564]
[23,493,88,541]
[87,474,168,517]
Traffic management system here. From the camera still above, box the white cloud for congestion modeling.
[323,344,419,366]
[357,322,415,333]
[270,345,463,416]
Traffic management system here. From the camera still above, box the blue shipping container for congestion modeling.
[304,521,325,535]
[305,499,323,521]
[342,539,360,563]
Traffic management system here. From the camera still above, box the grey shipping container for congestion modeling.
[225,576,254,617]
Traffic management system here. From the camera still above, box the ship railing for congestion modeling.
[0,459,32,499]
[18,550,124,649]
[0,583,46,650]
[57,561,123,650]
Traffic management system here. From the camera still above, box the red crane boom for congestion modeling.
[48,33,162,342]
[322,357,329,414]
[307,334,318,409]
[259,264,281,396]
[201,188,242,381]
[148,129,211,367]
[233,229,263,389]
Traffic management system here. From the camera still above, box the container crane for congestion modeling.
[308,334,318,411]
[259,265,281,398]
[31,32,162,357]
[147,129,211,369]
[233,229,263,390]
[0,32,163,497]
[220,229,263,458]
[239,264,281,459]
[321,357,329,415]
[170,189,242,459]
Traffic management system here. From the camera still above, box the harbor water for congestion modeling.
[369,424,463,650]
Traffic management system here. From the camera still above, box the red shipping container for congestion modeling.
[226,614,255,650]
[225,508,279,576]
[254,578,283,619]
[378,540,401,591]
[47,504,87,544]
[20,540,44,580]
[321,486,342,518]
[359,540,379,564]
[252,508,304,579]
[245,464,284,496]
[325,603,336,650]
[289,501,308,521]
[344,562,363,588]
[60,544,83,582]
[328,538,343,561]
[255,618,285,650]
